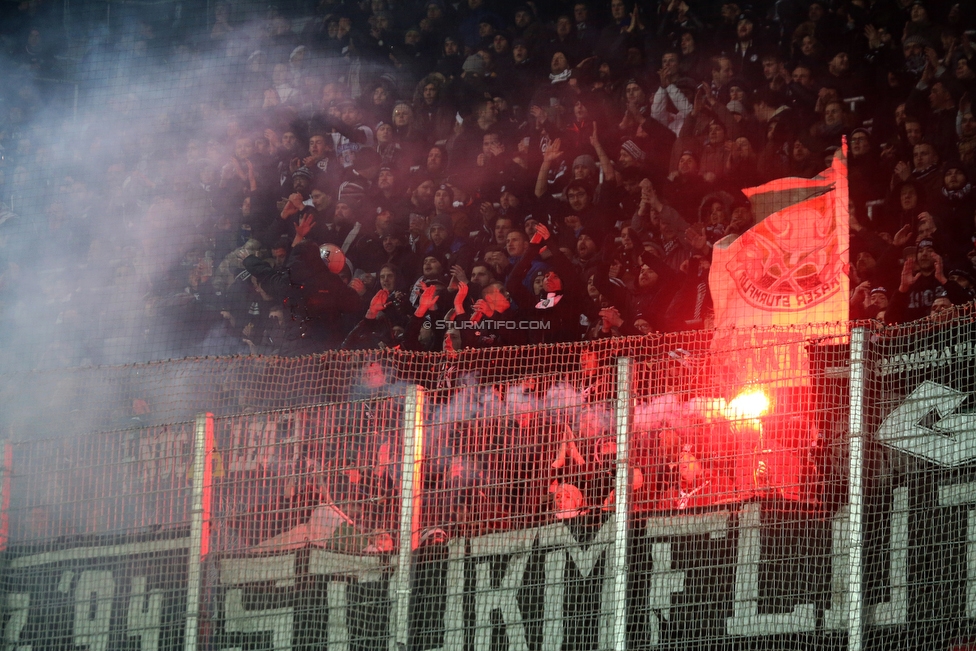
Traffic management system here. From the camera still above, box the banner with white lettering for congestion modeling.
[2,534,190,650]
[205,508,857,651]
[9,486,976,649]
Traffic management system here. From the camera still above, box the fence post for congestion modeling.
[185,413,214,651]
[847,328,868,651]
[612,357,632,651]
[0,440,10,552]
[392,385,425,650]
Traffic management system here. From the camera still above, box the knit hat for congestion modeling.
[903,34,931,49]
[429,214,452,232]
[462,54,486,75]
[436,183,455,200]
[949,269,974,284]
[620,139,647,162]
[423,250,449,270]
[292,166,313,181]
[572,154,598,176]
[578,225,606,246]
[944,159,968,176]
[337,181,365,207]
[623,77,646,93]
[727,76,750,92]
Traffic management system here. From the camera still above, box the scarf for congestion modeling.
[943,183,973,202]
[549,69,572,84]
[535,292,563,309]
[913,164,939,181]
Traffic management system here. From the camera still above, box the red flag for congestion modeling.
[708,144,850,387]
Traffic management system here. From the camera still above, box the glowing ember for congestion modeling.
[725,388,771,422]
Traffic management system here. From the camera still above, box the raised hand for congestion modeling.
[349,278,367,296]
[692,87,705,114]
[471,298,492,321]
[531,223,551,244]
[453,281,469,315]
[542,138,563,164]
[933,252,948,284]
[265,128,280,151]
[589,121,601,149]
[220,162,237,182]
[864,24,882,49]
[599,307,624,329]
[899,257,920,293]
[450,264,468,284]
[282,192,305,219]
[892,224,914,247]
[294,213,316,240]
[366,289,390,319]
[479,201,497,222]
[658,67,672,88]
[245,159,257,191]
[415,282,439,317]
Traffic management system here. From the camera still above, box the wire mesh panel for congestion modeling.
[620,327,849,650]
[3,426,195,650]
[23,317,976,649]
[412,348,622,651]
[1,0,972,648]
[207,393,405,650]
[863,310,976,651]
[7,425,194,544]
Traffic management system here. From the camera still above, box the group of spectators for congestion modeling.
[2,0,976,367]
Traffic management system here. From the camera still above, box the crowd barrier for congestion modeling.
[3,313,976,650]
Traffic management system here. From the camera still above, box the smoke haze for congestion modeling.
[0,1,392,438]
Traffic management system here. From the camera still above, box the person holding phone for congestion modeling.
[885,238,970,323]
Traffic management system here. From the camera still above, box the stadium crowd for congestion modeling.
[2,0,976,366]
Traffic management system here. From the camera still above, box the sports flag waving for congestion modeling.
[709,142,851,387]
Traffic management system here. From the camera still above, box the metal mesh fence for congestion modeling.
[7,312,976,649]
[3,0,975,647]
[3,425,195,651]
[863,312,976,651]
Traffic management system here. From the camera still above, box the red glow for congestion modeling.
[725,388,770,422]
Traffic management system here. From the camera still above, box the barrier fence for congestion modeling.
[4,314,976,650]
